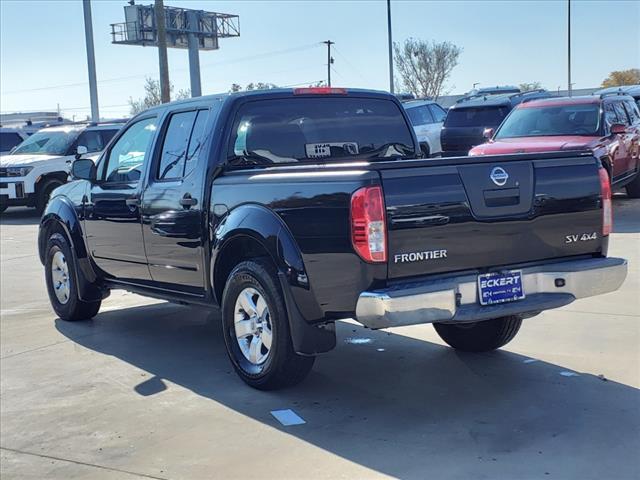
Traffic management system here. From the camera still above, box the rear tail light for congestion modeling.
[599,168,612,236]
[293,87,348,95]
[350,186,387,262]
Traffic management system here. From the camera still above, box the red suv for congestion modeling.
[469,94,640,197]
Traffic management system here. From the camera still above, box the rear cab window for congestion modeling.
[0,132,23,152]
[227,96,415,166]
[444,106,511,128]
[406,105,435,126]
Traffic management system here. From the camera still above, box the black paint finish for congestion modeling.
[38,89,609,355]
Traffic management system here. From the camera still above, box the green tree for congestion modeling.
[394,38,462,99]
[128,77,190,115]
[601,69,640,87]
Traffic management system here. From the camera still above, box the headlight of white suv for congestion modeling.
[2,166,34,177]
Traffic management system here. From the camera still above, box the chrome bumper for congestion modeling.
[355,257,627,329]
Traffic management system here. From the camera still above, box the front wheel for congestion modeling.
[45,233,101,321]
[36,179,64,215]
[433,316,523,352]
[221,259,314,390]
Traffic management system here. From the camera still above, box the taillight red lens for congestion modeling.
[350,186,387,263]
[599,168,612,236]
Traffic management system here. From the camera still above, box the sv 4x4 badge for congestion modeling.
[565,232,598,243]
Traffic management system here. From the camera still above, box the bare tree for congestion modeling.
[519,82,543,92]
[229,82,278,93]
[394,39,462,99]
[128,77,190,115]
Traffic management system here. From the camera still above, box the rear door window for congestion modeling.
[229,97,414,166]
[624,101,640,124]
[612,102,630,126]
[444,106,510,128]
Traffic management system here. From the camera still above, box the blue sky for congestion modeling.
[1,0,638,119]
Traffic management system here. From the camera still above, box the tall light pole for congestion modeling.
[155,0,171,103]
[567,0,572,97]
[323,40,334,87]
[387,0,394,94]
[186,10,202,97]
[82,0,99,121]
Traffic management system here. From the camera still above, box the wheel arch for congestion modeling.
[211,204,335,355]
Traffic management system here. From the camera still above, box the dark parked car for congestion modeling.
[39,88,627,389]
[441,90,552,156]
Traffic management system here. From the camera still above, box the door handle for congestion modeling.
[180,194,198,208]
[125,197,141,207]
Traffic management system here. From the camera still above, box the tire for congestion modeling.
[420,143,431,158]
[625,172,640,198]
[45,233,101,321]
[36,179,63,215]
[433,315,523,352]
[221,258,315,390]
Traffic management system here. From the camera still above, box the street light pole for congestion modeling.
[82,0,99,121]
[567,0,572,97]
[387,0,394,94]
[155,0,171,103]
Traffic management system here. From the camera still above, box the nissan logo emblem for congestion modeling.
[490,166,509,186]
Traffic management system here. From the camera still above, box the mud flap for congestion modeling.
[277,271,336,355]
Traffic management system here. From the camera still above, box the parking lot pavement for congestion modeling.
[1,198,638,480]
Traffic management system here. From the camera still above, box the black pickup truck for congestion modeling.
[39,87,627,389]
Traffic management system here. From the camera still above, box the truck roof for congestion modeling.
[451,90,551,110]
[141,87,397,115]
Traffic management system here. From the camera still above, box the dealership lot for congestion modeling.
[0,197,638,480]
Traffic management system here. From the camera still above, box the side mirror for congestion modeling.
[483,128,495,140]
[71,158,96,182]
[75,145,88,160]
[610,123,626,135]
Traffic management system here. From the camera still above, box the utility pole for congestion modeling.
[155,0,171,103]
[567,0,572,97]
[323,40,334,87]
[186,10,202,97]
[387,0,394,94]
[82,0,99,121]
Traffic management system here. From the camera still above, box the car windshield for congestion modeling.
[495,104,601,138]
[228,97,415,165]
[444,106,510,128]
[11,128,79,155]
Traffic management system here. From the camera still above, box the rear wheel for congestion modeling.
[433,316,523,352]
[625,172,640,198]
[45,233,101,321]
[221,259,314,390]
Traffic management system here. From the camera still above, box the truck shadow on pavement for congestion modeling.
[0,208,41,226]
[55,302,640,479]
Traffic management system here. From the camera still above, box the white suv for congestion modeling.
[0,122,124,214]
[402,99,448,157]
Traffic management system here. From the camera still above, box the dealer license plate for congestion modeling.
[477,270,525,306]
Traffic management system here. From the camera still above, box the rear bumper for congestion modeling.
[355,257,627,329]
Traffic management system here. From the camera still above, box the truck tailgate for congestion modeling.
[380,153,604,279]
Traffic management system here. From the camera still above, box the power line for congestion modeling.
[1,44,322,95]
[331,46,368,83]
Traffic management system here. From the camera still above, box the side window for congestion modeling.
[100,129,119,147]
[76,130,104,153]
[103,117,157,184]
[184,110,210,178]
[428,104,447,123]
[406,106,434,126]
[157,111,197,180]
[604,103,619,128]
[624,101,640,124]
[613,102,630,126]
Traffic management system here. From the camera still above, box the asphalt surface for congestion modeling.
[1,196,639,480]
